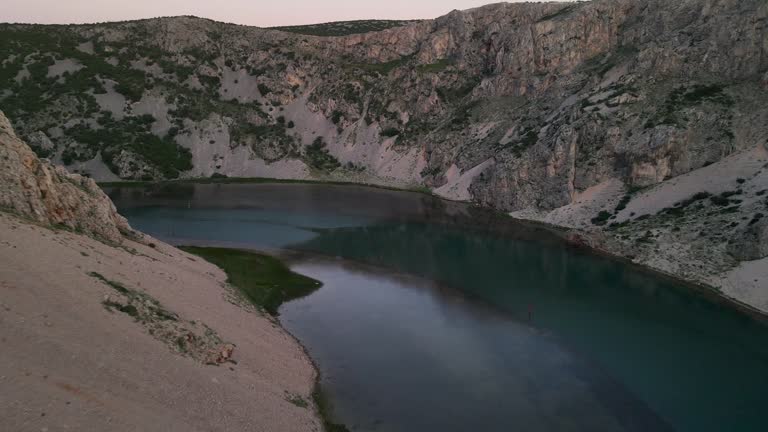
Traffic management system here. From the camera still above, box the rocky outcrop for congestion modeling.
[0,111,134,243]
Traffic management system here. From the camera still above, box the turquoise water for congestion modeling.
[108,183,768,432]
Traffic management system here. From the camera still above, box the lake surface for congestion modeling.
[107,183,768,432]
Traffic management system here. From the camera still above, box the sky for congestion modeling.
[2,0,556,27]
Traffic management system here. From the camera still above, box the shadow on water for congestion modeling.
[108,183,768,432]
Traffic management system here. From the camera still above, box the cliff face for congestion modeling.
[0,111,133,243]
[1,0,766,204]
[1,1,768,307]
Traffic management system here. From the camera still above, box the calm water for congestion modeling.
[108,183,768,432]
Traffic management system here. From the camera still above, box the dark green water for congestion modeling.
[108,183,768,432]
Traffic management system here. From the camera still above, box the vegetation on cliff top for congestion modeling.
[0,23,278,180]
[271,19,418,37]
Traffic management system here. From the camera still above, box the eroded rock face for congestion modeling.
[0,111,134,243]
[1,0,767,212]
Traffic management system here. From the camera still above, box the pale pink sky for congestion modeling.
[2,0,563,27]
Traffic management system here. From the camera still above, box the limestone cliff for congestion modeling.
[1,0,766,203]
[1,0,767,309]
[0,111,134,243]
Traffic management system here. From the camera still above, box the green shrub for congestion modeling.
[129,134,193,179]
[304,137,341,172]
[647,84,734,128]
[673,191,711,208]
[198,75,221,91]
[614,194,632,212]
[416,59,451,74]
[591,210,612,225]
[380,127,400,137]
[257,83,272,95]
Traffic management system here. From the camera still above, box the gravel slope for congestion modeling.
[0,213,321,432]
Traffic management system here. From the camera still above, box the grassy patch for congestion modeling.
[179,247,322,315]
[87,271,240,364]
[285,393,310,409]
[89,271,179,322]
[88,271,130,294]
[416,59,452,74]
[312,382,351,432]
[103,300,140,317]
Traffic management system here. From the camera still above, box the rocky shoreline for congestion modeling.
[516,215,768,321]
[507,145,768,317]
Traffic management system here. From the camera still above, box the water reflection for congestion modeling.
[281,258,672,432]
[293,222,768,431]
[109,183,768,432]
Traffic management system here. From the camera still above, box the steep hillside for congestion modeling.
[0,110,134,243]
[0,110,321,431]
[1,0,766,200]
[1,0,767,310]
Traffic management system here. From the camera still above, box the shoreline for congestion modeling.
[0,212,324,431]
[101,176,768,322]
[98,176,434,196]
[512,216,768,324]
[178,245,350,431]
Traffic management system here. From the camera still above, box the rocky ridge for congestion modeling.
[0,110,134,243]
[1,0,768,311]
